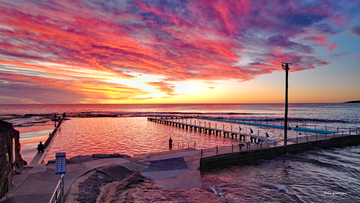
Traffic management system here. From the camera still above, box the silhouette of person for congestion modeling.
[37,142,44,153]
[238,143,244,150]
[169,137,173,149]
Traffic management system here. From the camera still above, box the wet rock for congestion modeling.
[75,170,112,203]
[69,155,93,163]
[110,153,121,157]
[93,154,112,159]
[98,164,133,182]
[98,174,225,203]
[92,153,130,159]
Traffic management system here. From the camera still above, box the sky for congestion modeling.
[0,0,359,104]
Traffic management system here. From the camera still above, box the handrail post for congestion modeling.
[223,124,224,135]
[61,174,64,203]
[49,174,65,203]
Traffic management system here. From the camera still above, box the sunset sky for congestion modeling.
[0,0,359,104]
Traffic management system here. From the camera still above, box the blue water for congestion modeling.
[202,146,360,202]
[1,103,359,202]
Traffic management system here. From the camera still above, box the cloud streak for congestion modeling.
[0,0,358,103]
[350,25,360,38]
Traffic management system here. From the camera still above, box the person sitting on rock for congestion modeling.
[37,142,44,153]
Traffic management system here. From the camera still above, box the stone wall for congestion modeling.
[0,120,26,199]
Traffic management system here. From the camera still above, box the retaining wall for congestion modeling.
[200,134,360,171]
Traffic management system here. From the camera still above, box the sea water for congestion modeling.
[1,103,359,202]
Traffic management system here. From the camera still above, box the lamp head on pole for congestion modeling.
[282,62,291,71]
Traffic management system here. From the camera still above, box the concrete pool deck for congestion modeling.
[1,148,200,203]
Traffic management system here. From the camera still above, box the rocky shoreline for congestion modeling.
[344,100,360,103]
[63,157,224,203]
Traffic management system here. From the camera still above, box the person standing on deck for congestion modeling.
[169,137,173,149]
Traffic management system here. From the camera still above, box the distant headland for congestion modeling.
[344,100,360,103]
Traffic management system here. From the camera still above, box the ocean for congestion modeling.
[1,103,359,202]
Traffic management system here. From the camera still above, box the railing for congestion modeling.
[151,117,360,157]
[200,140,278,158]
[175,141,197,149]
[152,116,360,134]
[199,128,360,158]
[39,119,64,164]
[49,174,64,203]
[152,117,360,140]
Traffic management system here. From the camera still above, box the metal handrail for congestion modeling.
[49,174,64,203]
[154,116,359,133]
[175,141,197,149]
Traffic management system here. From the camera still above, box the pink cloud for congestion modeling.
[0,0,356,102]
[146,81,177,96]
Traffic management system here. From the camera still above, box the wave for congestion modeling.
[1,112,349,125]
[286,118,346,123]
[275,185,293,195]
[208,186,219,195]
[221,117,347,123]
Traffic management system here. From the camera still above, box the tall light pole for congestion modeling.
[282,62,291,151]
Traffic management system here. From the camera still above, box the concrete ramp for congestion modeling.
[98,164,133,181]
[144,157,188,172]
[140,149,201,189]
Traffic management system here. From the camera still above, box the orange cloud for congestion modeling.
[0,0,355,103]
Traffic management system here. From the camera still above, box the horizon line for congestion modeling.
[0,102,355,105]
